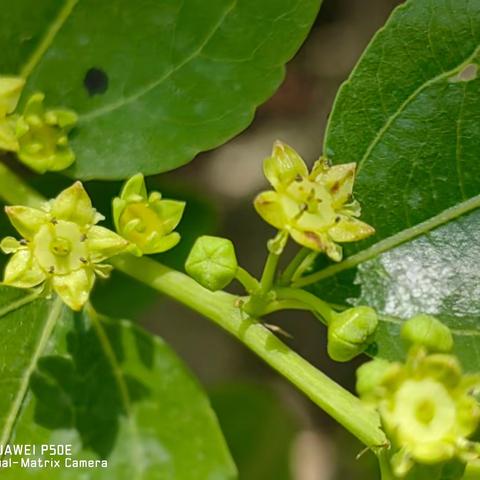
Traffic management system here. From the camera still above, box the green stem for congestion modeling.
[235,267,260,294]
[279,247,310,285]
[110,254,386,448]
[259,251,280,293]
[274,287,336,324]
[0,163,45,208]
[0,163,387,450]
[291,250,318,283]
[262,298,310,315]
[378,449,395,480]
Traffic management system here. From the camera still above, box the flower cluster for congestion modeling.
[1,182,128,310]
[16,93,77,173]
[254,141,374,261]
[113,173,185,255]
[0,76,77,173]
[357,315,480,478]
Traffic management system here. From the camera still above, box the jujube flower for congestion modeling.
[254,141,374,261]
[113,173,185,255]
[1,182,128,310]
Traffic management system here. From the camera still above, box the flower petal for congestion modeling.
[51,182,97,226]
[290,228,343,261]
[0,118,19,151]
[53,268,95,311]
[150,199,186,233]
[0,76,25,115]
[120,173,147,201]
[3,249,46,288]
[0,236,22,254]
[311,161,356,207]
[144,232,181,254]
[254,191,288,230]
[87,225,129,262]
[328,217,375,242]
[5,205,48,239]
[263,141,308,190]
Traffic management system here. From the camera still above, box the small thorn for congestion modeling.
[264,323,293,339]
[355,446,371,460]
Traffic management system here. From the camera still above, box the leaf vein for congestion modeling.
[79,0,238,123]
[356,43,480,175]
[0,297,63,449]
[19,0,80,79]
[294,194,480,287]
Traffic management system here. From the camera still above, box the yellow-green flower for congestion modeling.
[16,93,77,173]
[254,141,374,261]
[357,348,480,477]
[1,182,128,310]
[0,76,25,152]
[113,173,185,255]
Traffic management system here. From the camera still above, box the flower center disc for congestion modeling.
[50,236,72,257]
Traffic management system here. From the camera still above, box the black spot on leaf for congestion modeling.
[84,68,109,96]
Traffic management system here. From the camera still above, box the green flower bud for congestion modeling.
[113,173,185,255]
[357,345,480,477]
[185,236,238,291]
[401,314,454,353]
[1,182,128,311]
[0,76,24,152]
[15,93,77,173]
[356,358,392,399]
[327,306,378,362]
[254,141,374,261]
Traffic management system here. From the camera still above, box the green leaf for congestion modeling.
[304,0,480,370]
[1,0,321,179]
[0,288,236,478]
[210,383,297,480]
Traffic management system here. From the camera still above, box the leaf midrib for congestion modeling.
[19,0,80,78]
[353,43,480,175]
[294,194,480,287]
[78,0,238,122]
[90,313,144,479]
[379,314,480,337]
[0,290,39,317]
[0,297,63,449]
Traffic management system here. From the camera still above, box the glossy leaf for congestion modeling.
[306,0,480,370]
[0,288,236,478]
[0,0,321,179]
